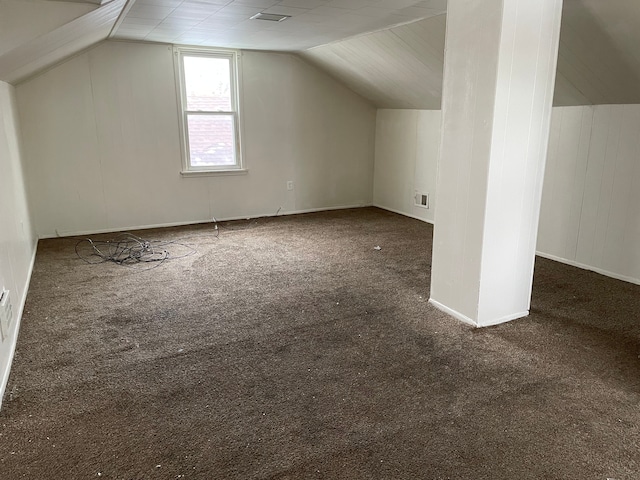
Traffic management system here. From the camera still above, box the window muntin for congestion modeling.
[176,48,242,173]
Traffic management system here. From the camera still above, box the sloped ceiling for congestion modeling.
[556,0,640,106]
[3,0,640,107]
[300,14,445,109]
[0,0,126,84]
[0,0,97,57]
[301,0,640,108]
[112,0,448,51]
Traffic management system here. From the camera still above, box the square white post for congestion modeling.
[429,0,563,327]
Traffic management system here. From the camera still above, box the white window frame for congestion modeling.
[174,46,246,176]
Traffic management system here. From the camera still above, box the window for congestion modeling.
[175,47,244,175]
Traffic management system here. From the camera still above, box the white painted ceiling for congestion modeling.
[2,0,640,109]
[303,0,640,108]
[0,0,97,57]
[0,0,125,83]
[301,14,445,109]
[113,0,447,51]
[41,0,107,4]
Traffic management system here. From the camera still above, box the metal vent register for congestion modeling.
[250,12,291,22]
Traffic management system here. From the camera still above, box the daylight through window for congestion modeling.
[176,49,242,173]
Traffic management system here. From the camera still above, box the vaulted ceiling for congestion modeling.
[302,0,640,108]
[114,0,447,51]
[0,0,448,84]
[300,14,445,109]
[2,0,640,108]
[0,0,125,84]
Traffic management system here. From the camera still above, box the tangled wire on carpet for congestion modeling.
[75,233,197,271]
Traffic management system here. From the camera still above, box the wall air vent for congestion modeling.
[415,192,430,209]
[250,12,291,22]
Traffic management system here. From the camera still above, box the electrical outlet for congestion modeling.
[287,181,294,191]
[0,289,13,341]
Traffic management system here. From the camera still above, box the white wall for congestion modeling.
[373,109,440,223]
[538,104,640,284]
[375,104,640,286]
[17,41,376,238]
[0,81,36,406]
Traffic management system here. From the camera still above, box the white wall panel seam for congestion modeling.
[567,106,592,260]
[86,50,110,231]
[597,109,622,267]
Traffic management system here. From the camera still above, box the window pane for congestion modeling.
[187,114,236,167]
[184,56,232,112]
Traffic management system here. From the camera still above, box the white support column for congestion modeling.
[429,0,563,327]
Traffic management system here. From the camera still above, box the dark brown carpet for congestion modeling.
[1,207,639,479]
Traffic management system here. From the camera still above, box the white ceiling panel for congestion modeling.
[4,0,640,111]
[112,0,447,50]
[41,0,104,4]
[136,0,184,6]
[0,0,126,84]
[301,15,445,109]
[0,0,97,57]
[302,0,640,109]
[555,0,640,105]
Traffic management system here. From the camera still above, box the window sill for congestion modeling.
[180,168,248,178]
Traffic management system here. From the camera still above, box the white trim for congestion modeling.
[372,204,434,224]
[41,220,224,239]
[428,297,529,328]
[373,206,640,288]
[0,241,38,410]
[428,298,477,327]
[39,204,373,239]
[478,310,529,327]
[180,168,248,177]
[535,251,640,286]
[282,203,372,217]
[173,46,244,174]
[236,51,247,171]
[108,0,136,38]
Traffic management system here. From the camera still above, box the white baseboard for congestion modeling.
[375,208,640,289]
[535,251,640,286]
[0,240,38,410]
[214,204,374,223]
[38,203,374,239]
[428,298,478,327]
[279,203,373,217]
[428,298,529,328]
[478,310,529,327]
[40,219,217,239]
[372,204,434,225]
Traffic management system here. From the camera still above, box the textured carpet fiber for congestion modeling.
[1,207,639,479]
